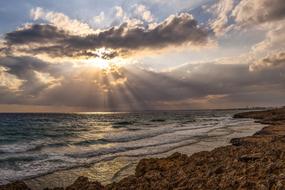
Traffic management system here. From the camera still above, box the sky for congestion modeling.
[0,0,284,112]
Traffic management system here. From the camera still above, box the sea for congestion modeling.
[0,110,265,189]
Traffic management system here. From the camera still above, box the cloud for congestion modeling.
[207,0,234,36]
[1,0,285,111]
[0,55,284,110]
[207,0,285,69]
[252,23,285,53]
[232,0,285,26]
[0,67,22,91]
[149,0,200,10]
[30,7,45,20]
[4,13,209,59]
[230,0,285,69]
[5,24,66,44]
[250,51,285,71]
[206,0,285,36]
[163,62,285,108]
[0,56,61,97]
[114,6,125,18]
[93,12,105,24]
[133,4,154,23]
[30,7,95,36]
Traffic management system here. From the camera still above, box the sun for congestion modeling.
[85,58,111,69]
[96,58,110,69]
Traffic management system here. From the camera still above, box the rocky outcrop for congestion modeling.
[41,177,106,190]
[234,107,285,125]
[106,140,285,189]
[1,107,285,190]
[0,181,31,190]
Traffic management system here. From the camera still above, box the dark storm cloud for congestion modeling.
[4,13,209,59]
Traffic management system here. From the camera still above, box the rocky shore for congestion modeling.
[1,107,285,190]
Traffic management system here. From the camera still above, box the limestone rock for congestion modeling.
[0,181,31,190]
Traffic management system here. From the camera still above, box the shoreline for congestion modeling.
[25,118,263,190]
[1,107,285,190]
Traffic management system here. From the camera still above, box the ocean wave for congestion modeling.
[113,121,135,126]
[150,119,166,122]
[0,142,44,154]
[100,124,213,143]
[73,139,109,146]
[0,141,68,154]
[0,154,48,163]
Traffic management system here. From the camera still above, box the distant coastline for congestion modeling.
[0,106,271,114]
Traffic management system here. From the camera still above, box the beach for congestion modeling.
[1,107,285,189]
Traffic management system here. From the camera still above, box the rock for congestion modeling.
[66,177,105,190]
[0,181,31,190]
[230,138,245,146]
[144,170,162,181]
[238,153,262,162]
[135,152,187,178]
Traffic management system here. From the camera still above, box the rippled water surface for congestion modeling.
[0,110,263,185]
